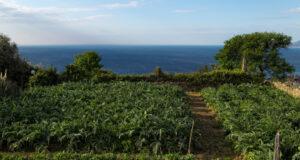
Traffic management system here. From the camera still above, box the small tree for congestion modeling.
[0,34,32,87]
[63,51,103,81]
[215,32,294,79]
[74,51,103,72]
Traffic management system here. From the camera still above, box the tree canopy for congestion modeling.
[215,32,294,79]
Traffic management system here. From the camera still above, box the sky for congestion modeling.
[0,0,299,45]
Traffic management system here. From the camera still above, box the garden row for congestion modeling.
[0,152,195,160]
[0,82,193,154]
[201,84,300,159]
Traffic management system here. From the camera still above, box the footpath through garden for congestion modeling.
[187,92,240,160]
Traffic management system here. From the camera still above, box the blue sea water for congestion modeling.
[19,45,300,75]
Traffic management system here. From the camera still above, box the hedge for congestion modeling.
[91,70,263,87]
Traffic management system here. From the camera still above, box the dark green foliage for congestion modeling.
[0,34,32,87]
[91,70,262,87]
[172,69,262,86]
[0,79,21,97]
[201,84,300,159]
[0,82,193,153]
[29,68,59,87]
[216,32,294,79]
[0,152,196,160]
[91,70,117,82]
[62,51,104,81]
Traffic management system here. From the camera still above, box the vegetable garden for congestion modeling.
[201,84,300,159]
[0,82,193,155]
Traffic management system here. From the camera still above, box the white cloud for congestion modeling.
[288,7,300,13]
[173,9,196,13]
[99,1,139,9]
[59,14,112,22]
[0,0,139,22]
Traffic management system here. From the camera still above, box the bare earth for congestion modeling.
[187,92,241,160]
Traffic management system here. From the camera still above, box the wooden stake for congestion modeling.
[188,120,195,154]
[274,131,280,160]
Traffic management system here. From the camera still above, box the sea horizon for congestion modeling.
[19,45,300,75]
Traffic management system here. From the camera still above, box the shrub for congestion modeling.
[0,79,20,97]
[61,64,82,82]
[28,68,59,87]
[0,71,20,97]
[62,51,103,81]
[172,69,263,87]
[91,70,117,82]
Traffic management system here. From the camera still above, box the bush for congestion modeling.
[0,71,20,97]
[91,70,117,82]
[62,51,103,82]
[172,69,263,86]
[28,68,59,87]
[0,79,20,97]
[91,69,262,87]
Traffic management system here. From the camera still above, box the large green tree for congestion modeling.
[0,34,32,86]
[215,32,294,79]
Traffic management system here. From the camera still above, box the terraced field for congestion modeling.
[201,84,300,159]
[0,82,193,155]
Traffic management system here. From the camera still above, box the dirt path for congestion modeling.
[187,92,239,160]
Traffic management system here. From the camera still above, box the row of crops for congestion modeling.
[201,84,300,159]
[0,152,195,160]
[0,82,193,154]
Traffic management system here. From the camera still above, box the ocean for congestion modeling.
[19,45,300,75]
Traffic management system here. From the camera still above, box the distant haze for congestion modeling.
[293,41,300,47]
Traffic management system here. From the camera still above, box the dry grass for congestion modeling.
[273,81,300,98]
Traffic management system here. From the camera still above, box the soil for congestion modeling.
[187,92,241,160]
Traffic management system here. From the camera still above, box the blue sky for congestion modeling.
[0,0,299,45]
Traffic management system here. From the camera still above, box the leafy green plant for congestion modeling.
[28,67,60,87]
[0,82,193,153]
[201,84,300,159]
[0,152,196,160]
